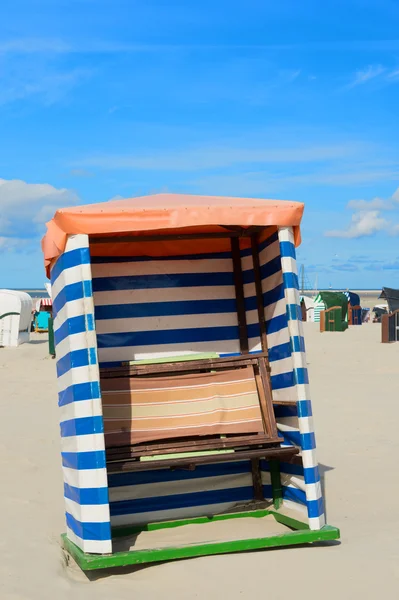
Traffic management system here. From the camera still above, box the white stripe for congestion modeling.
[105,416,262,435]
[97,339,241,363]
[55,330,98,362]
[61,433,105,453]
[59,398,105,422]
[91,258,234,278]
[62,466,108,489]
[57,365,90,392]
[308,514,326,530]
[305,481,323,501]
[298,416,314,435]
[272,387,297,402]
[110,502,249,528]
[281,474,306,492]
[52,262,92,298]
[270,357,293,376]
[246,296,286,326]
[96,312,238,335]
[281,256,298,276]
[65,497,110,523]
[278,227,294,244]
[65,527,112,554]
[93,285,235,306]
[301,449,318,469]
[109,472,252,503]
[244,271,283,300]
[54,299,87,328]
[241,238,280,272]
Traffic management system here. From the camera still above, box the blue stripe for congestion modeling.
[62,450,106,470]
[243,255,282,284]
[267,312,288,335]
[60,416,104,438]
[286,303,302,321]
[109,486,254,516]
[95,298,237,320]
[96,325,239,349]
[54,315,87,346]
[108,460,252,488]
[271,370,295,390]
[51,247,90,284]
[303,466,320,484]
[279,241,296,259]
[295,367,309,385]
[282,486,306,505]
[279,429,301,446]
[291,335,305,353]
[268,341,291,362]
[261,460,303,477]
[297,400,312,418]
[301,432,316,451]
[258,230,279,252]
[273,404,298,418]
[91,251,233,263]
[53,280,92,316]
[66,512,111,541]
[240,231,278,258]
[64,483,109,505]
[56,348,97,378]
[245,282,284,312]
[92,272,234,293]
[307,496,325,518]
[58,381,101,407]
[283,272,299,290]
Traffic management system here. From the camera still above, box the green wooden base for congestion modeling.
[62,510,340,571]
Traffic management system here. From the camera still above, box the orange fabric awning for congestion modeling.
[41,193,304,277]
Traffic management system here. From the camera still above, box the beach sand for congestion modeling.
[1,323,398,600]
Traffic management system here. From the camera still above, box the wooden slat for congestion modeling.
[100,353,270,378]
[258,357,278,439]
[231,236,249,354]
[106,435,282,459]
[106,446,299,473]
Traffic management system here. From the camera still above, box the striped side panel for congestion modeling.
[313,302,325,323]
[278,227,325,530]
[240,232,296,402]
[51,234,112,554]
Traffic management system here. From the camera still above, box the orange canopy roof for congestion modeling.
[42,193,304,276]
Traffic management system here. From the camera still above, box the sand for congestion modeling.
[1,323,399,600]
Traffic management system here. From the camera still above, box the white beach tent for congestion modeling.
[0,290,33,347]
[300,295,316,322]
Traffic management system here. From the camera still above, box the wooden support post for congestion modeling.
[231,237,249,354]
[269,459,283,510]
[251,458,264,501]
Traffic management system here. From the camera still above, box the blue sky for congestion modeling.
[1,0,399,289]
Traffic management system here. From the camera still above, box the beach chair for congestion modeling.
[43,194,339,571]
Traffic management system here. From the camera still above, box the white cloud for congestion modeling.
[347,197,394,210]
[348,64,386,88]
[0,178,80,239]
[325,186,399,239]
[325,210,389,238]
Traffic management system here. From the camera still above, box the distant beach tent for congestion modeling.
[313,291,349,332]
[379,287,399,313]
[0,289,33,347]
[313,291,349,324]
[300,295,315,322]
[344,291,362,326]
[34,297,52,332]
